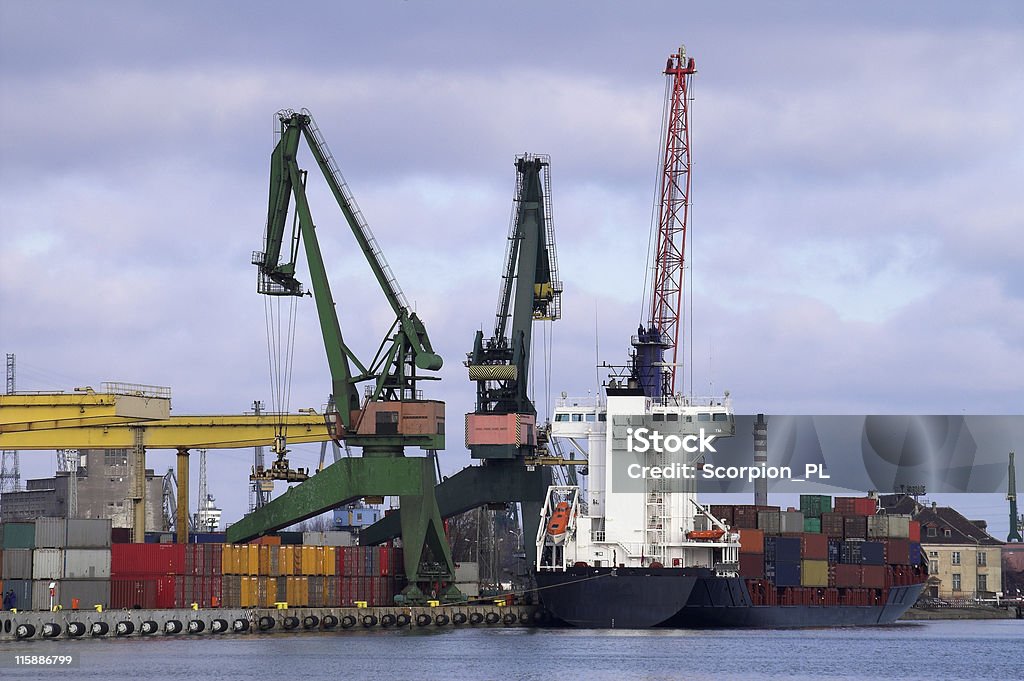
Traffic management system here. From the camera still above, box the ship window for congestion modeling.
[555,413,569,422]
[713,413,729,422]
[572,413,583,422]
[697,413,711,421]
[653,413,664,422]
[585,413,596,422]
[685,416,693,422]
[666,413,678,421]
[598,413,606,422]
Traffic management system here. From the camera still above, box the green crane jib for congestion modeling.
[227,109,456,602]
[362,154,561,565]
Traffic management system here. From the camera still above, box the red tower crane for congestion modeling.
[634,46,696,399]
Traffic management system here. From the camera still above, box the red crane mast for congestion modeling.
[647,46,696,397]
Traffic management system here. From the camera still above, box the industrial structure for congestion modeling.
[223,109,453,603]
[0,353,21,499]
[1007,451,1022,543]
[361,153,564,567]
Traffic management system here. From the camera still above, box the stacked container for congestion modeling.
[29,518,111,610]
[110,543,184,608]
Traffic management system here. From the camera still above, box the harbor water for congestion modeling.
[0,620,1018,680]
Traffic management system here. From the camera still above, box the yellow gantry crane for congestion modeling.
[0,382,331,543]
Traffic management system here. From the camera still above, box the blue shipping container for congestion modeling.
[909,542,922,566]
[771,560,802,587]
[841,540,863,564]
[860,541,885,565]
[828,538,842,564]
[765,536,801,563]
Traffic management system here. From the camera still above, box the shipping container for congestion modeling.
[739,552,765,578]
[250,534,282,545]
[860,541,885,566]
[803,517,821,533]
[302,531,353,547]
[34,518,67,549]
[764,536,801,563]
[827,538,842,564]
[909,542,922,567]
[867,515,890,539]
[799,494,832,519]
[2,522,35,549]
[800,560,829,587]
[821,513,845,537]
[278,532,303,545]
[32,548,64,580]
[111,543,185,575]
[909,520,921,543]
[766,560,801,587]
[833,563,862,588]
[834,497,876,516]
[886,515,911,539]
[885,539,910,565]
[861,564,886,588]
[4,578,33,609]
[111,577,158,609]
[64,549,112,579]
[111,528,133,544]
[840,540,863,565]
[190,532,226,544]
[66,518,112,548]
[757,511,781,535]
[843,515,867,539]
[800,533,829,561]
[2,548,32,579]
[780,511,805,534]
[738,528,765,554]
[709,505,734,525]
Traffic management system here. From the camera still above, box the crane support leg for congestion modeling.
[360,462,551,566]
[176,448,190,544]
[130,427,146,543]
[225,457,455,590]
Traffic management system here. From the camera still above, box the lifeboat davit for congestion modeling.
[546,501,572,544]
[685,529,726,542]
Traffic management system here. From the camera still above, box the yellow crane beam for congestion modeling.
[0,391,171,433]
[0,413,331,450]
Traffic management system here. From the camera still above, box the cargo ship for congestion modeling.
[535,388,928,628]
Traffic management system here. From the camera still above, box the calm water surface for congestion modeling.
[1,620,1019,680]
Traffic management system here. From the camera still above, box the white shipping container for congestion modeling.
[32,548,64,580]
[66,518,112,548]
[302,531,354,547]
[454,561,479,583]
[867,515,890,538]
[780,511,804,534]
[34,518,67,549]
[2,548,34,579]
[63,549,111,579]
[887,514,911,539]
[454,581,480,598]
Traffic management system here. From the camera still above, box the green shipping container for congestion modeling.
[804,517,822,533]
[799,495,832,519]
[1,522,36,549]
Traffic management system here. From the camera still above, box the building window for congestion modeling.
[928,551,938,558]
[952,574,961,591]
[927,526,937,537]
[943,529,951,537]
[929,560,938,574]
[977,552,986,567]
[951,551,961,565]
[977,574,987,592]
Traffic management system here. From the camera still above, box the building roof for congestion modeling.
[880,493,1003,547]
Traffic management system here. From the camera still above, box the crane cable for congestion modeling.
[263,256,300,455]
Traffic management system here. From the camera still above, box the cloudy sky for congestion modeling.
[1,1,1021,535]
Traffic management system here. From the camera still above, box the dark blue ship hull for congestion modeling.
[535,567,926,629]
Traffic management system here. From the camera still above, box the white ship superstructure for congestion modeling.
[538,383,739,573]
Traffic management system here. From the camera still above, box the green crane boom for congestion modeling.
[229,109,456,602]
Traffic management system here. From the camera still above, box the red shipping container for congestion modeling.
[111,578,158,609]
[853,498,877,516]
[800,533,829,560]
[885,539,910,565]
[251,535,281,545]
[862,565,886,588]
[833,563,862,587]
[154,575,176,609]
[112,543,185,575]
[909,520,921,542]
[738,528,765,554]
[739,552,765,578]
[821,512,845,537]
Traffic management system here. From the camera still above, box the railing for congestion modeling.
[101,382,172,399]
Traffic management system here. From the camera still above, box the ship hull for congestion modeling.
[536,567,926,629]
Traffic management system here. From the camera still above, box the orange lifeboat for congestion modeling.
[686,529,726,542]
[546,501,572,544]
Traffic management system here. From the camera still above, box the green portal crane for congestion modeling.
[226,109,456,602]
[363,154,561,566]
